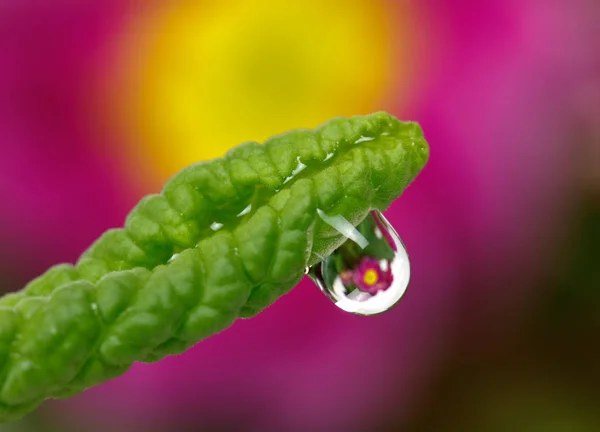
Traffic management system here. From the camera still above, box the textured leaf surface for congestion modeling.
[0,112,429,421]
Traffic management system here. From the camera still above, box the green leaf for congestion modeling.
[0,112,429,422]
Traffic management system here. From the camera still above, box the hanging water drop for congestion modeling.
[308,210,410,316]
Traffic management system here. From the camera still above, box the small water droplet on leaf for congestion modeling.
[308,211,410,316]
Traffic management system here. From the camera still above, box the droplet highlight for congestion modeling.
[210,222,224,231]
[283,156,307,184]
[308,210,410,316]
[237,204,252,217]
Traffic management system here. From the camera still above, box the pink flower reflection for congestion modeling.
[353,257,393,294]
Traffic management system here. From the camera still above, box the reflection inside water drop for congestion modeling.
[308,210,410,316]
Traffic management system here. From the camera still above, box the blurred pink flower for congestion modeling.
[0,2,135,278]
[1,1,598,431]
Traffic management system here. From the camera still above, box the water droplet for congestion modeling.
[354,135,375,144]
[308,210,410,316]
[237,204,252,217]
[316,209,369,249]
[283,156,307,185]
[210,222,224,231]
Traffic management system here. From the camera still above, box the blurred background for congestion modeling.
[0,0,598,431]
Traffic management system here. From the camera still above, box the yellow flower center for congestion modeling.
[108,0,411,188]
[363,269,379,286]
